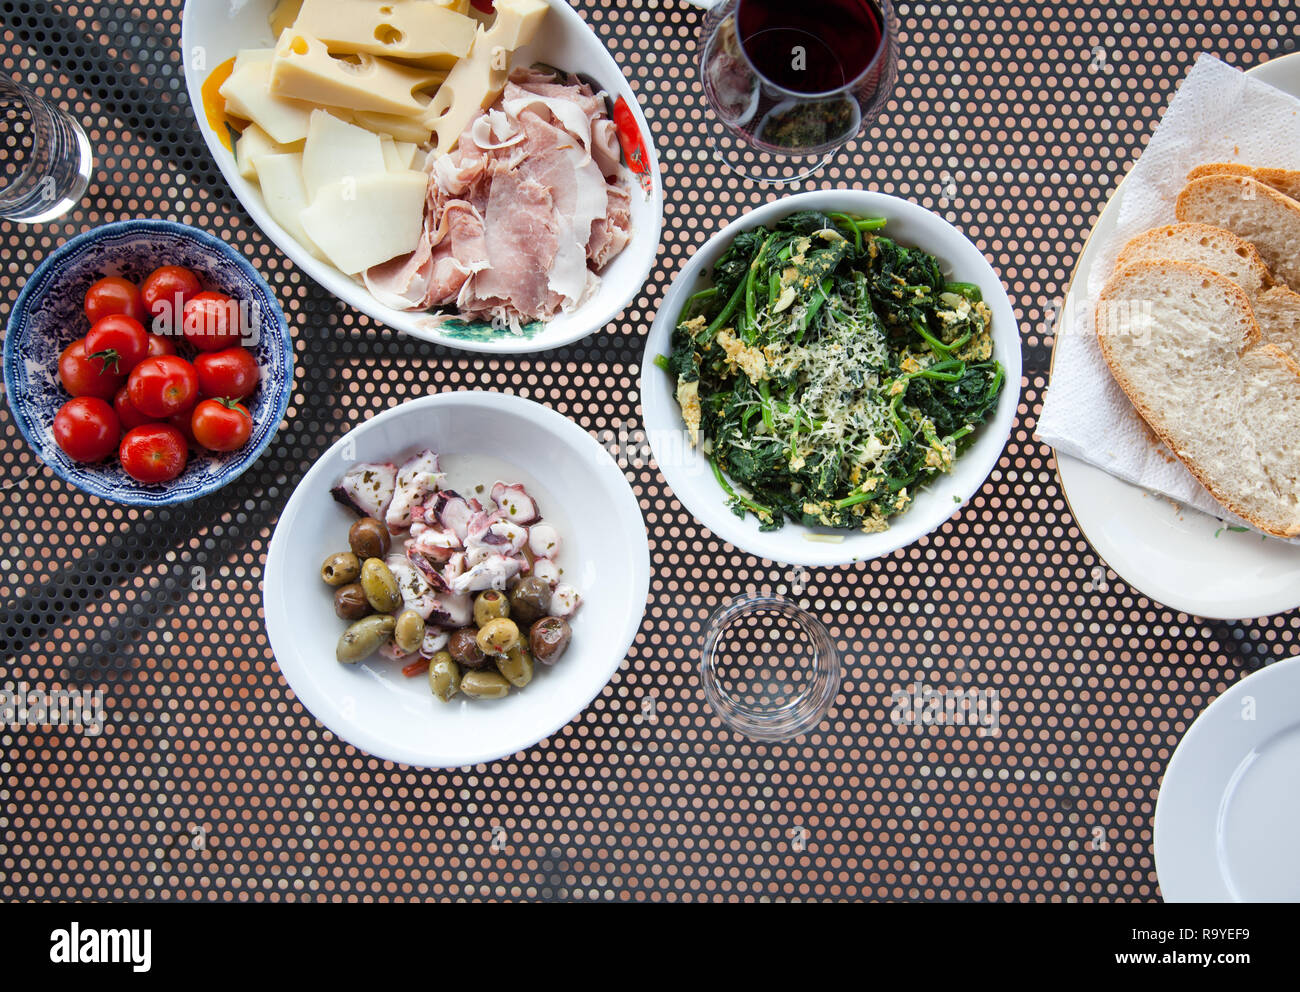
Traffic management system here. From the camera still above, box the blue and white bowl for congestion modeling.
[3,219,293,506]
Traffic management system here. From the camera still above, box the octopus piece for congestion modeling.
[491,481,540,525]
[330,462,397,520]
[385,449,444,532]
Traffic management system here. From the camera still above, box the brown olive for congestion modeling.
[333,582,370,620]
[348,517,391,560]
[509,576,552,626]
[530,617,572,666]
[448,628,489,669]
[321,551,361,587]
[473,589,510,627]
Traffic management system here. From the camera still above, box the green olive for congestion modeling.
[348,517,391,560]
[448,628,489,669]
[336,614,396,664]
[476,617,520,657]
[360,558,402,613]
[333,582,370,620]
[473,589,510,627]
[427,651,461,703]
[530,617,572,665]
[497,643,534,688]
[460,670,511,700]
[321,551,361,587]
[393,609,426,654]
[509,576,551,626]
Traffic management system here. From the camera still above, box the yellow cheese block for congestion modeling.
[269,0,304,38]
[292,0,476,70]
[300,170,429,274]
[220,59,315,144]
[270,32,446,118]
[235,123,304,182]
[426,0,549,155]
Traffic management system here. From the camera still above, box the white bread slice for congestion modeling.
[1187,163,1300,202]
[1115,222,1269,296]
[1096,259,1300,537]
[1254,285,1300,360]
[1176,175,1300,291]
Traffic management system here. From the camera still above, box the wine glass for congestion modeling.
[694,0,899,184]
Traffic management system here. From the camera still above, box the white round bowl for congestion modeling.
[641,190,1022,567]
[262,392,650,767]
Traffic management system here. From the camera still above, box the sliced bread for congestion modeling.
[1254,285,1300,361]
[1096,259,1300,537]
[1187,162,1300,202]
[1175,175,1300,291]
[1114,222,1269,296]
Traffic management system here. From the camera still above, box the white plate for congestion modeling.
[1154,655,1300,902]
[262,392,650,767]
[181,0,663,354]
[1053,51,1300,619]
[641,189,1022,567]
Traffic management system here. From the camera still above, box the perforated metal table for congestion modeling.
[2,0,1298,903]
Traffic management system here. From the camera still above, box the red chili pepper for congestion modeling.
[613,96,652,194]
[402,658,431,678]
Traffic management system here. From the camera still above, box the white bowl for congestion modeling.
[181,0,663,354]
[641,190,1022,567]
[262,392,649,767]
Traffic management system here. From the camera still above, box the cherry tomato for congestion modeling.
[167,408,200,448]
[58,338,124,400]
[191,398,252,453]
[145,333,177,358]
[84,276,145,324]
[127,355,199,418]
[140,265,202,320]
[194,347,260,400]
[53,397,120,462]
[85,314,149,375]
[113,385,157,431]
[119,424,188,483]
[182,291,242,352]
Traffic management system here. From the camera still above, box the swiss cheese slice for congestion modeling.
[299,170,429,274]
[270,31,446,118]
[301,110,388,201]
[292,0,477,70]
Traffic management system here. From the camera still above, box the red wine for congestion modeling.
[736,0,884,95]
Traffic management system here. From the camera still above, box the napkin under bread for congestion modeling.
[1037,54,1300,533]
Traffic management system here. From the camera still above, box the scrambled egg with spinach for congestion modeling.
[655,211,1005,534]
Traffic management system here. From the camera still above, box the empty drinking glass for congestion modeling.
[1,75,93,224]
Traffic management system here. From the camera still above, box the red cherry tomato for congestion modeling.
[182,291,242,352]
[85,314,149,375]
[113,385,157,431]
[145,333,177,358]
[58,338,124,400]
[194,347,260,400]
[140,265,202,320]
[191,398,252,452]
[167,408,200,448]
[119,424,188,483]
[127,355,199,418]
[53,397,120,462]
[84,276,145,324]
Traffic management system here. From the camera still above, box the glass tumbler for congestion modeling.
[0,75,93,224]
[699,595,842,742]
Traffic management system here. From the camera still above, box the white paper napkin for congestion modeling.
[1037,54,1300,531]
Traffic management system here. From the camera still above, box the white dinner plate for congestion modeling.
[1052,51,1300,619]
[180,0,663,354]
[1154,655,1300,902]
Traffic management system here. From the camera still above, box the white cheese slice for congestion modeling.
[342,108,433,144]
[235,123,304,182]
[299,170,429,274]
[253,152,324,258]
[270,31,446,118]
[426,0,549,155]
[220,59,315,144]
[381,137,422,172]
[292,0,476,70]
[301,110,388,201]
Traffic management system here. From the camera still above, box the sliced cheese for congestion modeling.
[301,110,388,201]
[235,123,304,181]
[220,59,315,144]
[426,0,549,154]
[233,48,274,74]
[292,0,476,70]
[299,170,429,274]
[270,31,445,118]
[342,108,433,144]
[269,0,304,37]
[253,152,323,258]
[381,136,422,172]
